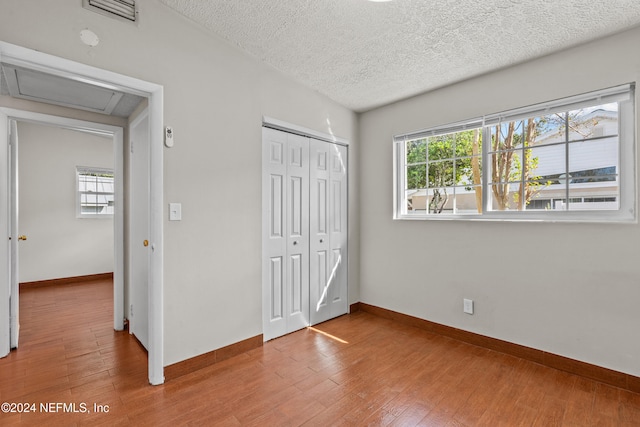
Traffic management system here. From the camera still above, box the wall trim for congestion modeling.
[164,335,263,381]
[20,272,114,288]
[358,303,640,394]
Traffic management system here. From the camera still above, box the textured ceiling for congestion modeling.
[159,0,640,112]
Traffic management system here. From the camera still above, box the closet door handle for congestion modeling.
[319,239,324,243]
[293,241,298,245]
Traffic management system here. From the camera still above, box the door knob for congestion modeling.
[293,241,298,245]
[143,240,149,247]
[320,239,324,243]
[18,235,27,241]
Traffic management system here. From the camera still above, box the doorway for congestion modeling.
[0,41,165,385]
[14,120,117,348]
[1,111,124,348]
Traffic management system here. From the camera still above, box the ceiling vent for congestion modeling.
[83,0,137,23]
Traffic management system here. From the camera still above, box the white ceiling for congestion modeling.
[159,0,640,112]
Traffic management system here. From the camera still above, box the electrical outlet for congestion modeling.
[463,298,474,315]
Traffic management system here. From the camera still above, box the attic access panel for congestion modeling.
[1,64,124,115]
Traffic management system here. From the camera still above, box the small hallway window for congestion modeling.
[76,166,114,218]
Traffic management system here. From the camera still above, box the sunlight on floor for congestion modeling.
[307,326,349,344]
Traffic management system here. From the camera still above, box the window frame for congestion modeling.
[393,84,636,223]
[76,166,115,219]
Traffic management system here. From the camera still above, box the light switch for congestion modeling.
[169,203,182,221]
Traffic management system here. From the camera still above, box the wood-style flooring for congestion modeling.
[1,279,640,426]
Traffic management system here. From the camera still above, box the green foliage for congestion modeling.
[405,130,481,190]
[406,140,427,189]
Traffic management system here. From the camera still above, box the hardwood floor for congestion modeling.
[2,280,640,426]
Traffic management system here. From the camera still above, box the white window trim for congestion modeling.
[76,166,115,219]
[393,84,636,223]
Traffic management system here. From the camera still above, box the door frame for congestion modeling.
[0,41,165,385]
[3,109,124,338]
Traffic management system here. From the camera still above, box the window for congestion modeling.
[401,124,483,215]
[77,166,115,218]
[394,84,635,222]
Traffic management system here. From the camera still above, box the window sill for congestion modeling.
[394,210,636,223]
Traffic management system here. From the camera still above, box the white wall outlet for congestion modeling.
[463,298,474,315]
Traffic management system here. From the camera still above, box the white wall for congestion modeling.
[0,0,358,366]
[17,121,114,282]
[359,27,640,376]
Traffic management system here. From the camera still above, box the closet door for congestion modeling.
[262,128,310,340]
[309,139,348,325]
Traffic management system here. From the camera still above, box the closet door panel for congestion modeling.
[262,128,288,340]
[284,133,310,332]
[330,143,348,317]
[310,139,348,325]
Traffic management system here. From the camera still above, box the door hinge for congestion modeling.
[130,140,134,154]
[130,304,133,316]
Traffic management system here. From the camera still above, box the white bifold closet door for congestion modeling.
[262,127,348,341]
[262,129,310,340]
[309,138,348,326]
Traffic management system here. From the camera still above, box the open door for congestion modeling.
[0,110,9,357]
[129,110,150,350]
[9,119,18,349]
[0,116,18,353]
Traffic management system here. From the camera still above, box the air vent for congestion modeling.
[83,0,137,23]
